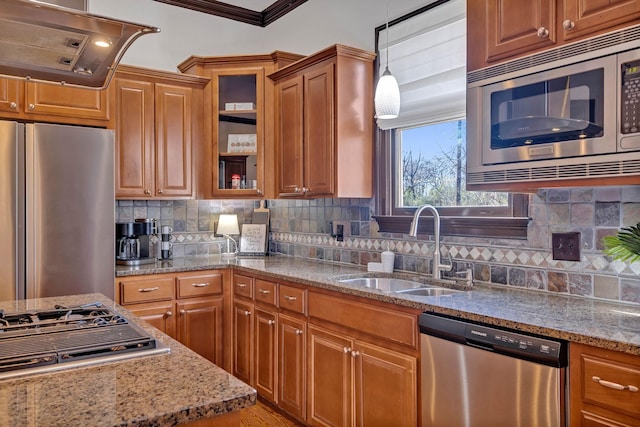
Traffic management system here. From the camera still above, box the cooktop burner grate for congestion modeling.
[0,305,169,378]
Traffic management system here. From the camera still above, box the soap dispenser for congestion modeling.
[381,242,395,273]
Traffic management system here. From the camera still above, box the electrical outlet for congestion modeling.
[552,232,581,261]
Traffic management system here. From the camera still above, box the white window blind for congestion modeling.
[376,0,466,130]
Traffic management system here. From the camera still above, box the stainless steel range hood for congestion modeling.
[0,0,160,89]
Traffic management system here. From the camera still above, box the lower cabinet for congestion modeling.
[279,313,307,421]
[231,271,419,427]
[307,325,417,427]
[232,273,309,423]
[232,298,254,386]
[570,342,640,426]
[116,270,227,366]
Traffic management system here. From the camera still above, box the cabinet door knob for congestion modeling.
[295,329,303,335]
[138,286,160,292]
[302,187,309,194]
[256,189,263,195]
[294,186,301,193]
[268,319,275,326]
[243,310,251,316]
[158,189,164,194]
[180,309,186,315]
[144,189,151,195]
[351,350,360,358]
[165,311,173,317]
[536,27,549,38]
[9,102,17,109]
[592,376,639,392]
[28,103,35,111]
[343,346,351,354]
[562,19,575,31]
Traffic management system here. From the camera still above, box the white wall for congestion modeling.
[88,0,427,71]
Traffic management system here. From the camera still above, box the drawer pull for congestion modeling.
[283,295,297,301]
[236,283,247,288]
[592,376,639,392]
[192,283,210,288]
[138,287,160,293]
[258,289,271,294]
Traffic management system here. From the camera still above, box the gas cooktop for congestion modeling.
[0,303,169,380]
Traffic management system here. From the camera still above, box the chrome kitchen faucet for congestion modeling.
[409,204,453,280]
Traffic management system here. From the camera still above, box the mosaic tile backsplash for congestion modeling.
[116,186,640,305]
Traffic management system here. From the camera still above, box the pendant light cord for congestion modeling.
[385,3,390,71]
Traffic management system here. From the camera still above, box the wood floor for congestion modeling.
[239,400,304,427]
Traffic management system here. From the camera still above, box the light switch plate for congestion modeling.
[552,232,581,261]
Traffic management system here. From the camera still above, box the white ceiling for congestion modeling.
[220,0,277,11]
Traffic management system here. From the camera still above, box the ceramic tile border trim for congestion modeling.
[269,231,640,276]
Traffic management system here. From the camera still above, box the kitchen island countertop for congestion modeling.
[117,255,640,356]
[0,293,255,427]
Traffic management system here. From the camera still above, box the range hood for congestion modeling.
[0,0,160,89]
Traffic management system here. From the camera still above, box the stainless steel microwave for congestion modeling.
[467,24,640,187]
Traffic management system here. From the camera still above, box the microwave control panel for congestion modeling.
[622,59,640,134]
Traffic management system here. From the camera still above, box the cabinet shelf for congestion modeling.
[219,113,257,125]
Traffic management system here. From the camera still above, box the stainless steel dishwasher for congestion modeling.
[419,312,567,427]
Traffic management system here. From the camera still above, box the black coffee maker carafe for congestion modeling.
[115,219,157,265]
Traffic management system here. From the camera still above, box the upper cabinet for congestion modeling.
[178,52,303,199]
[468,0,640,71]
[0,77,109,126]
[268,44,376,199]
[111,65,209,199]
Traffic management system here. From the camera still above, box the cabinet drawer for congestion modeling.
[581,353,640,418]
[278,284,306,315]
[119,277,175,304]
[255,279,277,306]
[177,273,223,298]
[233,274,254,299]
[308,291,417,348]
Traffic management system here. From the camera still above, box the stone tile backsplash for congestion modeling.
[117,185,640,305]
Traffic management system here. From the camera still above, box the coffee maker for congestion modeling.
[115,219,157,265]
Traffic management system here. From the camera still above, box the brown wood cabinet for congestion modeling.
[570,342,640,426]
[269,44,375,199]
[116,270,227,367]
[112,65,208,199]
[306,291,419,427]
[178,52,303,199]
[231,272,309,423]
[468,0,640,71]
[0,77,109,125]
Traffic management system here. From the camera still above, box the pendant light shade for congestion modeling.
[375,66,400,119]
[375,5,400,120]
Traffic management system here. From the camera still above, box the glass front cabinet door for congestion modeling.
[212,68,265,197]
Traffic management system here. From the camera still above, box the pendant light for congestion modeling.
[375,5,400,120]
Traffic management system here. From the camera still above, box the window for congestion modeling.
[373,0,528,239]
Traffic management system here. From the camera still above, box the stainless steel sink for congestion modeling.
[336,276,464,296]
[337,277,424,292]
[393,287,461,296]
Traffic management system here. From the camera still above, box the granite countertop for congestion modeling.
[117,255,640,356]
[0,293,256,427]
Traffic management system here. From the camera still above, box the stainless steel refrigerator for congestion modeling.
[0,120,115,300]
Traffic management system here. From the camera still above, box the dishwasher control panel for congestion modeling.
[467,324,562,360]
[419,312,567,367]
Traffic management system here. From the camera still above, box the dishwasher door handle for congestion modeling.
[465,339,495,352]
